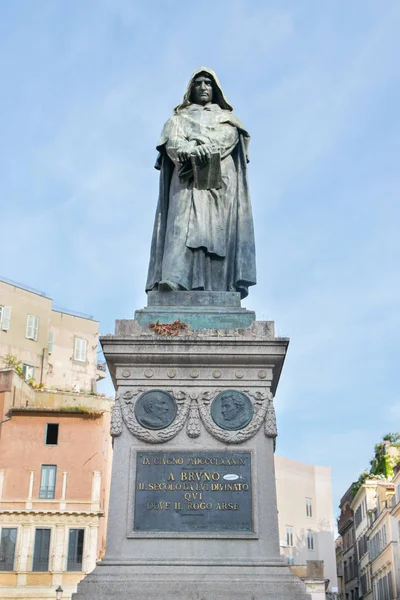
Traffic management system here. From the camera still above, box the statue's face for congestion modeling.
[151,395,169,416]
[192,75,213,105]
[221,399,240,421]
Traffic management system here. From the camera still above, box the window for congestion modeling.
[307,530,314,551]
[45,424,59,445]
[286,556,294,565]
[22,364,34,381]
[286,526,293,547]
[358,533,368,557]
[355,505,362,527]
[67,529,85,571]
[382,524,387,547]
[74,337,87,362]
[377,574,390,600]
[39,465,56,499]
[32,529,51,571]
[0,306,11,331]
[48,330,55,354]
[26,314,39,341]
[388,571,393,599]
[0,528,17,571]
[360,574,367,596]
[306,497,312,517]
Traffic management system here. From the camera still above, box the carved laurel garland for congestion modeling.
[264,394,277,439]
[117,389,190,443]
[110,395,123,437]
[197,389,272,444]
[111,388,276,444]
[186,398,201,438]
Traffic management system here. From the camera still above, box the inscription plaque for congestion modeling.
[134,451,252,532]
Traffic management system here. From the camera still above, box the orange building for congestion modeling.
[0,369,112,600]
[0,278,113,600]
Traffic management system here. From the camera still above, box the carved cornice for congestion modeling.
[0,511,102,524]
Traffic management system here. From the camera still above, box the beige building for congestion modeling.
[390,467,400,598]
[337,485,358,600]
[0,277,106,393]
[367,482,398,600]
[275,454,337,592]
[335,535,344,598]
[349,479,379,599]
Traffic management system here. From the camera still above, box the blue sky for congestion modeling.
[1,0,399,514]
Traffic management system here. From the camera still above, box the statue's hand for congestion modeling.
[177,149,190,162]
[193,144,211,164]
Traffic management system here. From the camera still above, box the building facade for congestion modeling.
[337,455,400,600]
[0,277,106,393]
[0,278,113,600]
[275,454,338,592]
[338,485,359,600]
[366,482,398,600]
[350,479,380,600]
[389,467,400,599]
[336,535,344,598]
[0,369,113,600]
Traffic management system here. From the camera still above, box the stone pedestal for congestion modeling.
[73,293,310,599]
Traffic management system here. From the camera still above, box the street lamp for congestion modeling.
[55,586,63,600]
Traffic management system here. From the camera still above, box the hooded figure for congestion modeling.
[145,67,256,299]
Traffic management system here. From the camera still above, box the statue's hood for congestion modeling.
[174,67,234,113]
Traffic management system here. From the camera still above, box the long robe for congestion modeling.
[146,72,256,299]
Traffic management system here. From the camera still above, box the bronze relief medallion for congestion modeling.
[211,390,253,431]
[135,390,177,430]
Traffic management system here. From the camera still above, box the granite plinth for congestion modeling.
[72,320,310,600]
[135,291,256,330]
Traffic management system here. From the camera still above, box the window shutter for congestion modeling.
[48,331,55,354]
[33,316,38,341]
[26,315,34,338]
[74,338,81,361]
[74,338,87,362]
[2,306,11,331]
[26,315,38,340]
[82,339,87,361]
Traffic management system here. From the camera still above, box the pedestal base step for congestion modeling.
[136,291,256,330]
[72,565,312,600]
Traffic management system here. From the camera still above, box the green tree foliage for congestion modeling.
[1,353,24,377]
[351,434,400,495]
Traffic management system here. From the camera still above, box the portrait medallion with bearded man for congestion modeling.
[135,390,177,430]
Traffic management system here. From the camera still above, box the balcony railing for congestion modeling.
[39,486,55,499]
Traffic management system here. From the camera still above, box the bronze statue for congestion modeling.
[146,67,256,299]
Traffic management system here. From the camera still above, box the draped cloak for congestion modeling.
[145,67,256,299]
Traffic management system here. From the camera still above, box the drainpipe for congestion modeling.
[40,347,46,385]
